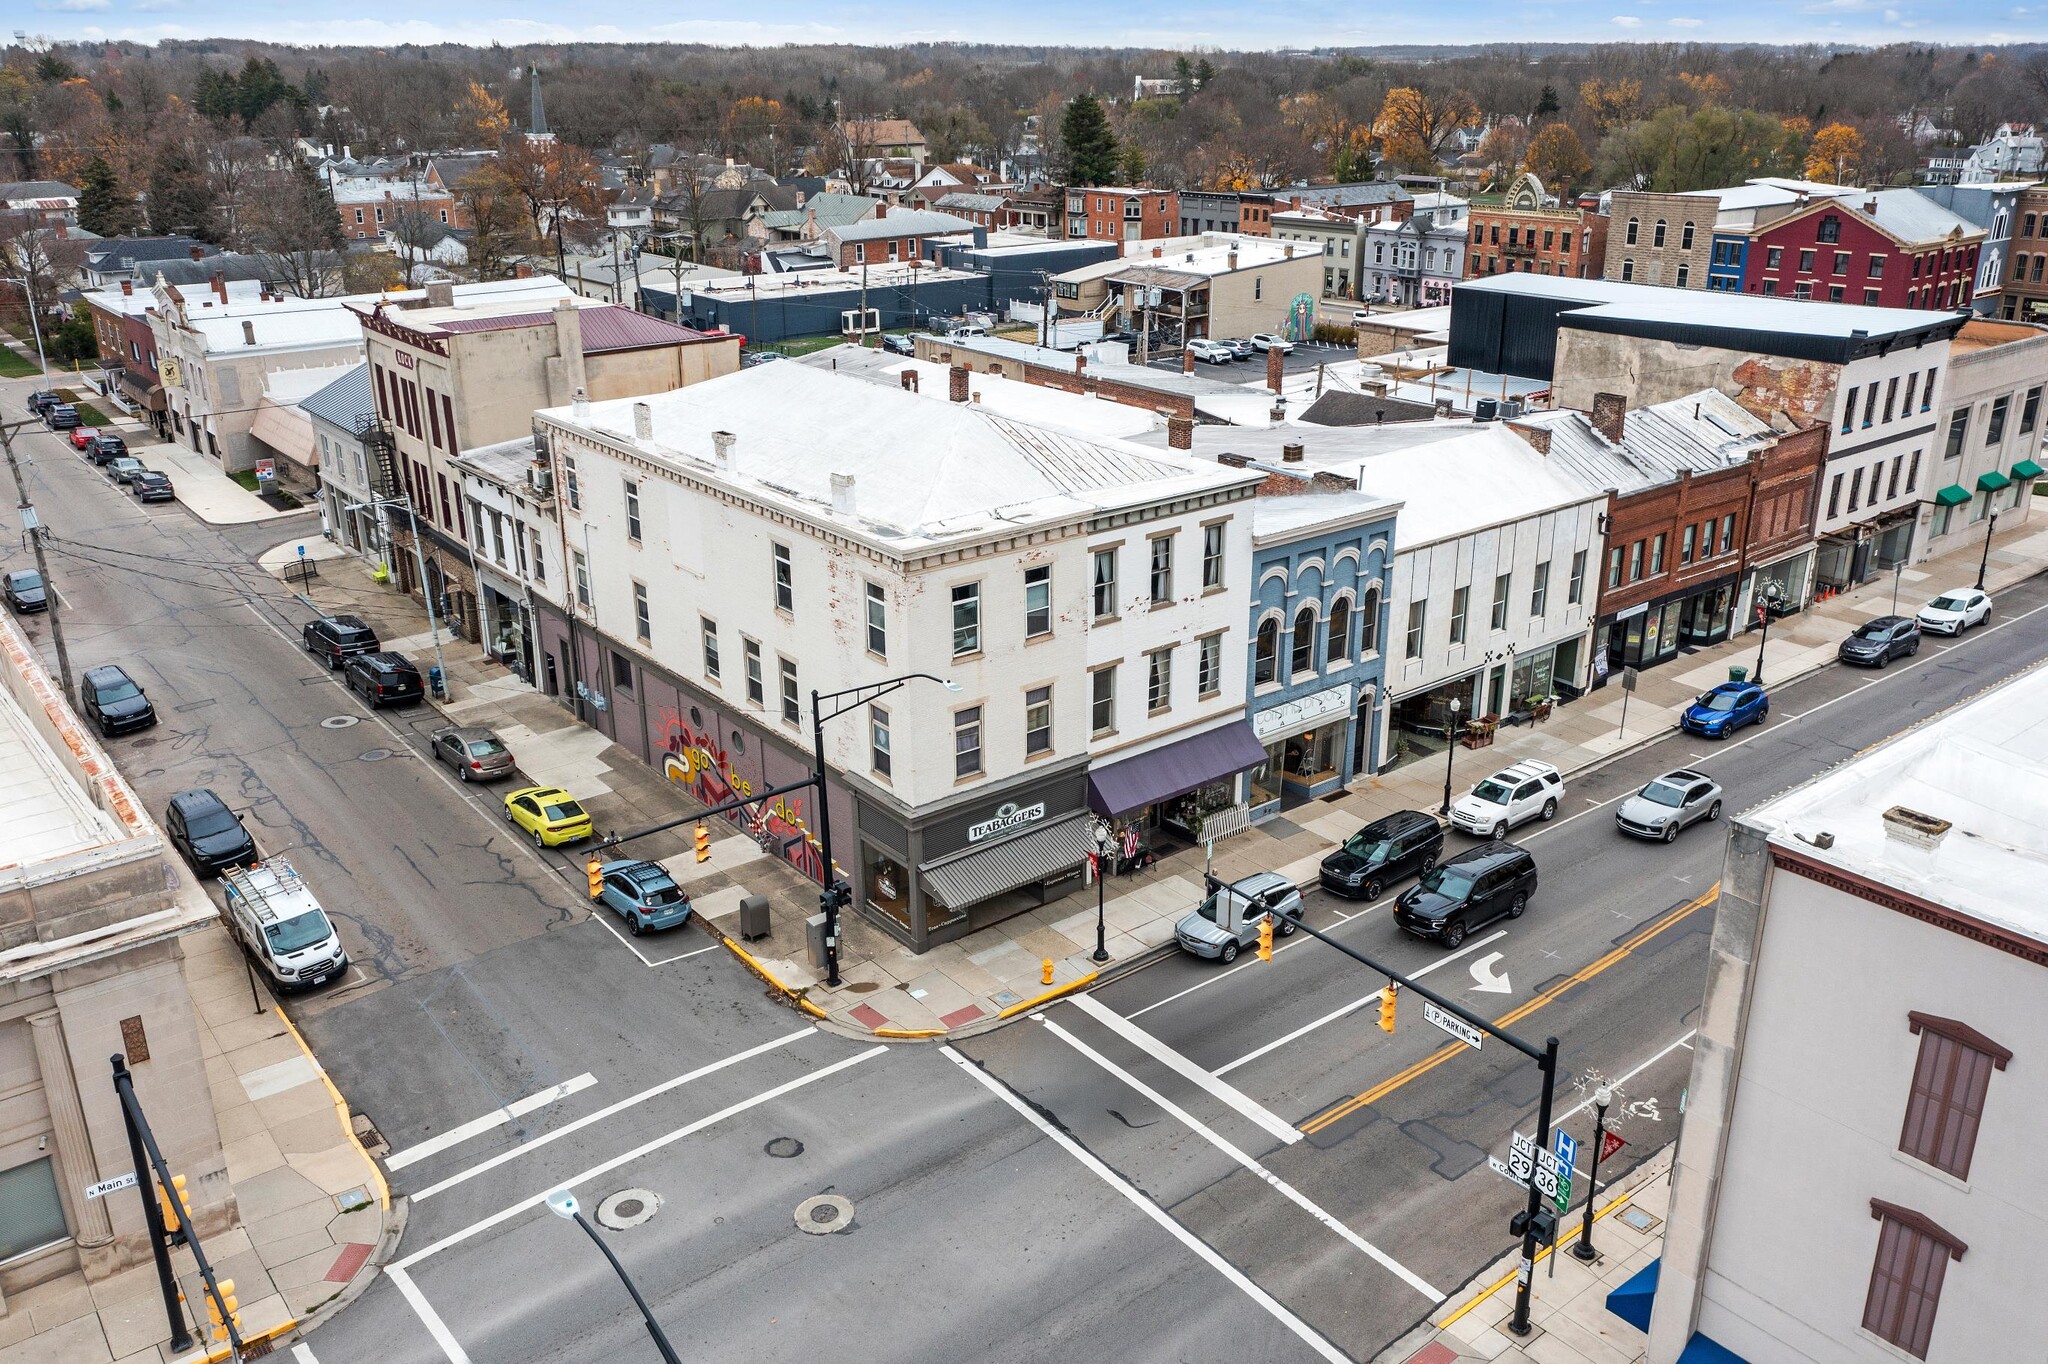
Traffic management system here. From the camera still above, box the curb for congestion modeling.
[995,970,1101,1018]
[713,932,830,1020]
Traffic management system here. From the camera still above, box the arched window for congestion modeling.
[1653,219,1667,248]
[1358,588,1380,654]
[1621,258,1635,282]
[1680,220,1696,250]
[1625,216,1639,246]
[1254,618,1279,685]
[1291,605,1317,676]
[1327,597,1352,664]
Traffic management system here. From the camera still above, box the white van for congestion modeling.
[222,860,350,989]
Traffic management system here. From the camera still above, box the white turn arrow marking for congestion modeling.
[1468,952,1512,994]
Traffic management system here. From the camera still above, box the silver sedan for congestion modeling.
[1616,769,1723,843]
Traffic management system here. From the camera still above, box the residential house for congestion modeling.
[328,174,463,244]
[839,118,929,168]
[1066,186,1179,243]
[653,184,802,263]
[81,236,217,288]
[529,361,1262,951]
[1362,194,1469,306]
[1634,664,2048,1364]
[606,185,656,250]
[352,285,739,639]
[1178,191,1276,237]
[1465,174,1608,281]
[930,193,1009,231]
[1512,390,1824,684]
[1004,185,1061,237]
[2002,185,2048,321]
[1915,180,2034,313]
[909,162,999,210]
[301,363,386,566]
[248,361,359,495]
[0,179,79,226]
[1921,320,2047,559]
[1958,122,2045,182]
[822,206,977,269]
[759,192,878,244]
[1101,236,1325,350]
[1740,190,1985,309]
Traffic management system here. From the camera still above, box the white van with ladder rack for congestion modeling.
[221,860,350,990]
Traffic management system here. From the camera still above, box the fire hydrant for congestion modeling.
[1041,957,1055,986]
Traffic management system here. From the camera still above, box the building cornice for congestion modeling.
[1770,843,2048,970]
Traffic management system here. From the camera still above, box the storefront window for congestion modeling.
[1284,727,1341,789]
[0,1157,68,1260]
[863,845,912,932]
[1250,744,1284,808]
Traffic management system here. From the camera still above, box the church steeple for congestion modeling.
[527,65,554,143]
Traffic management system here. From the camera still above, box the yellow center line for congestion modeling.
[1299,883,1718,1136]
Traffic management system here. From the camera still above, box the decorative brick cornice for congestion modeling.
[354,305,449,357]
[1773,844,2048,969]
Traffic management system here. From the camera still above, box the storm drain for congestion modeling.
[795,1194,854,1235]
[596,1188,661,1230]
[763,1137,804,1159]
[356,747,393,762]
[321,715,360,729]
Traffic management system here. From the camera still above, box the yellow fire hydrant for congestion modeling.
[1041,957,1055,986]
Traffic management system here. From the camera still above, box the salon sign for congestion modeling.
[968,801,1046,843]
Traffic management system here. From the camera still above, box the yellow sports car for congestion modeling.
[504,785,593,847]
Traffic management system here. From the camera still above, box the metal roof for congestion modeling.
[431,304,728,351]
[297,363,373,430]
[1518,389,1776,496]
[830,210,975,242]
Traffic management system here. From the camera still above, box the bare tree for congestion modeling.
[208,135,271,251]
[0,215,86,335]
[246,162,346,297]
[824,115,881,196]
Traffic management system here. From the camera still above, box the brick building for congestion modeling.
[1466,202,1608,281]
[1606,191,1717,288]
[2003,185,2048,322]
[1742,190,1985,309]
[1064,186,1178,243]
[822,206,977,268]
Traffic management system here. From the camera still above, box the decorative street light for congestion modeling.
[1437,695,1463,817]
[1572,1085,1616,1262]
[1751,580,1786,686]
[545,1190,680,1364]
[1091,818,1113,964]
[1976,507,2001,591]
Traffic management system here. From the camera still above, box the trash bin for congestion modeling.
[1727,665,1748,683]
[739,895,771,943]
[804,913,829,970]
[428,665,447,698]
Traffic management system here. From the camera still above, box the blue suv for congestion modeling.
[595,859,693,935]
[1680,681,1768,739]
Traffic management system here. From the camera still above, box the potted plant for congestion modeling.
[1528,693,1554,722]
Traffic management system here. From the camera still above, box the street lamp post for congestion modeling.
[810,674,959,987]
[1976,507,2000,591]
[1571,1085,1615,1262]
[1437,695,1463,817]
[2,274,52,396]
[1750,581,1785,687]
[545,1191,680,1364]
[1091,819,1112,964]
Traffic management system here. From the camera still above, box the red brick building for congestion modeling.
[1064,187,1178,243]
[822,204,977,269]
[1741,190,1985,309]
[1465,205,1608,280]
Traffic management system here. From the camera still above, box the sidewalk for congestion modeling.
[1372,1148,1672,1364]
[280,516,2048,1042]
[0,922,394,1364]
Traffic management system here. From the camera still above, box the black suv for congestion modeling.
[1839,615,1920,668]
[1319,809,1445,902]
[1393,841,1538,948]
[27,390,59,418]
[302,614,381,670]
[345,651,424,708]
[165,788,258,876]
[88,433,128,464]
[79,664,158,737]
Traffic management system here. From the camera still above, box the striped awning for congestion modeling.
[2012,458,2043,480]
[1977,470,2012,493]
[1932,484,1971,507]
[920,814,1092,910]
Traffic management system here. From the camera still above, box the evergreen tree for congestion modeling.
[147,143,219,240]
[1174,55,1195,100]
[1534,84,1561,120]
[1060,94,1118,187]
[76,156,134,237]
[1194,58,1216,89]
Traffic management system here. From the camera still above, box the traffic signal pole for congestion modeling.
[1270,905,1560,1334]
[112,1055,191,1354]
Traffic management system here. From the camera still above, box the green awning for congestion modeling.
[2011,458,2044,480]
[1933,484,1972,507]
[1977,470,2012,493]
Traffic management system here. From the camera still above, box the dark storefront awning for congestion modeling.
[1087,720,1266,817]
[1932,483,1971,508]
[118,370,166,411]
[2012,458,2043,481]
[920,814,1093,910]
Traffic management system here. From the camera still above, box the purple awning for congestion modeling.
[1087,721,1266,817]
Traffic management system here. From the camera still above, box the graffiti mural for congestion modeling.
[1284,292,1318,343]
[653,707,832,882]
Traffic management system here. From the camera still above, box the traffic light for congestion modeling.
[694,823,711,862]
[158,1173,191,1246]
[1256,917,1274,962]
[204,1278,241,1342]
[1378,984,1397,1033]
[586,858,603,899]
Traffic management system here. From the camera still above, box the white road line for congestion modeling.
[591,910,656,967]
[387,1266,474,1364]
[290,1345,320,1364]
[384,1073,599,1172]
[411,1027,816,1201]
[1068,993,1301,1146]
[1041,1018,1442,1303]
[940,1046,1352,1363]
[1213,929,1509,1077]
[649,941,723,964]
[394,1044,887,1270]
[1509,1029,1699,1187]
[1125,902,1378,1021]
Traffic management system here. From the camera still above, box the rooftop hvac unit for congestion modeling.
[1475,397,1499,422]
[1500,398,1524,419]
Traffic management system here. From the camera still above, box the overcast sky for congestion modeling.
[18,0,2041,50]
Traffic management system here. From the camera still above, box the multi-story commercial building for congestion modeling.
[1633,663,2048,1363]
[1273,181,1411,226]
[1465,175,1607,281]
[454,435,565,684]
[301,363,384,567]
[1065,186,1179,243]
[1101,237,1325,348]
[1269,207,1366,304]
[2001,184,2048,321]
[1177,191,1275,237]
[1605,191,1717,289]
[1361,194,1469,306]
[327,174,464,245]
[1914,180,2033,313]
[528,361,1262,952]
[1920,319,2047,559]
[1741,190,1985,310]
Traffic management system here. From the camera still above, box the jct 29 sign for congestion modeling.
[968,801,1045,843]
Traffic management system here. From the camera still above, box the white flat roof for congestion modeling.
[1748,662,2048,950]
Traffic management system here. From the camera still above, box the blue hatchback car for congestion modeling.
[596,859,693,935]
[1681,681,1768,739]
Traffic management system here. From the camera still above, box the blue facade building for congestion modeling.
[1706,234,1748,291]
[1239,462,1400,821]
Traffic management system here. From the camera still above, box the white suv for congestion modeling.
[1449,759,1565,839]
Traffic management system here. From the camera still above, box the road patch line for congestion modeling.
[411,1026,817,1200]
[940,1046,1353,1363]
[1214,929,1507,1077]
[1069,993,1301,1146]
[1041,1018,1443,1302]
[396,1044,887,1269]
[387,1266,473,1364]
[384,1073,599,1172]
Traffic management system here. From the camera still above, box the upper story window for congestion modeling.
[1024,565,1052,638]
[951,582,981,656]
[1092,547,1118,619]
[1625,217,1639,246]
[771,542,793,613]
[623,479,641,541]
[1652,219,1667,248]
[1680,221,1696,250]
[864,582,887,658]
[1254,618,1279,685]
[1201,523,1225,590]
[1149,534,1174,604]
[1818,214,1841,243]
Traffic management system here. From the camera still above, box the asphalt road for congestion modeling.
[8,372,2046,1364]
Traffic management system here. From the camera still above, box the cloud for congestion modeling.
[1611,12,1643,23]
[1668,14,1704,23]
[131,0,184,10]
[1884,6,1900,14]
[1800,0,1876,10]
[37,0,111,10]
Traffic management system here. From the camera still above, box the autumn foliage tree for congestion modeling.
[1372,87,1480,173]
[1805,122,1865,183]
[1525,123,1591,198]
[1579,77,1646,135]
[452,81,511,147]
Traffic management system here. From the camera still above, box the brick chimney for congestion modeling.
[1228,248,1239,272]
[211,271,228,304]
[1182,348,1195,374]
[874,202,888,220]
[1075,353,1086,375]
[1152,246,1163,258]
[1167,415,1194,450]
[1864,197,1878,215]
[949,363,970,402]
[1282,441,1305,463]
[189,245,206,261]
[1511,423,1552,456]
[241,320,256,346]
[899,369,916,392]
[1590,392,1627,444]
[120,279,132,296]
[1270,403,1287,423]
[1266,345,1284,393]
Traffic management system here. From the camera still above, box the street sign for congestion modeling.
[1535,1145,1563,1178]
[1553,1129,1578,1170]
[1487,1155,1527,1187]
[1601,1130,1627,1161]
[1423,1001,1483,1050]
[1533,1164,1559,1199]
[84,1172,138,1200]
[255,459,276,482]
[1508,1130,1535,1181]
[1621,666,1639,693]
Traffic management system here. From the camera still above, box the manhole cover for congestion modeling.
[596,1188,661,1230]
[794,1194,854,1235]
[357,747,393,762]
[321,715,361,730]
[764,1137,804,1159]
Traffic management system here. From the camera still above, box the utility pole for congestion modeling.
[858,264,869,347]
[1,418,74,696]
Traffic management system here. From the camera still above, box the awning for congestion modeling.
[1605,1257,1659,1331]
[1087,720,1267,817]
[1676,1333,1750,1363]
[118,371,165,410]
[1932,484,1971,508]
[919,814,1092,910]
[2012,458,2043,480]
[1976,470,2011,493]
